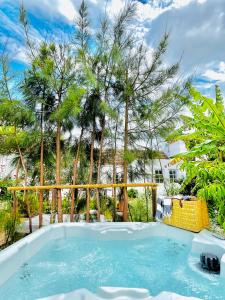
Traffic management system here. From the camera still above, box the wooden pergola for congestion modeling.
[8,182,157,227]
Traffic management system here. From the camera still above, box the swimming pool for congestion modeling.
[0,223,225,300]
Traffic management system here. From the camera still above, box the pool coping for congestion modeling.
[0,222,225,299]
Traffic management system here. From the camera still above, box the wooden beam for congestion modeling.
[151,187,157,220]
[8,182,157,191]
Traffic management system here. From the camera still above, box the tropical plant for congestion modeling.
[129,196,152,222]
[128,188,138,198]
[168,85,225,230]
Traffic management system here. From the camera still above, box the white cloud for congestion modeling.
[57,0,78,22]
[0,0,224,98]
[172,0,194,9]
[203,61,225,82]
[106,0,125,17]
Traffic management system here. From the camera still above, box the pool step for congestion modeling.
[38,288,202,300]
[97,286,151,299]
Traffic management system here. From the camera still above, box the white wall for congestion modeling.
[163,140,187,158]
[101,159,185,197]
[0,155,16,179]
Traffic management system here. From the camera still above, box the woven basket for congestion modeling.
[163,198,209,232]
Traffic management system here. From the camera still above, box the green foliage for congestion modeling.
[62,198,70,214]
[128,188,138,198]
[166,183,181,196]
[0,99,35,128]
[43,200,51,214]
[17,192,39,217]
[169,85,225,231]
[90,198,97,210]
[100,101,118,119]
[0,179,15,202]
[129,196,151,222]
[104,209,112,221]
[0,204,20,245]
[124,150,136,163]
[52,84,85,122]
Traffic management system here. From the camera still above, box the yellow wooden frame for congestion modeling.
[8,182,157,191]
[8,182,157,225]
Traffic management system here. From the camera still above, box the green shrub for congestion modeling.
[128,188,138,198]
[18,192,39,217]
[166,183,180,196]
[62,198,70,214]
[90,198,97,210]
[0,179,15,203]
[217,202,225,229]
[129,196,152,222]
[43,200,51,214]
[0,204,20,245]
[105,209,112,221]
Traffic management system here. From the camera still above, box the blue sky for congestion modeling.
[0,0,225,97]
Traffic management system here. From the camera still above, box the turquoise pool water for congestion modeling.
[0,236,225,300]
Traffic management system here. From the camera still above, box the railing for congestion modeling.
[8,182,157,228]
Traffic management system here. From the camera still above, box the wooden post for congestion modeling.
[57,189,63,223]
[123,187,128,222]
[70,189,75,222]
[50,189,57,224]
[151,187,157,220]
[113,186,117,222]
[12,191,17,216]
[96,188,100,221]
[38,195,43,227]
[24,191,32,233]
[86,188,90,223]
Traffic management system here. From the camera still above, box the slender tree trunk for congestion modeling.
[112,120,118,221]
[143,159,149,222]
[12,160,20,224]
[18,146,32,233]
[87,129,95,222]
[56,121,62,223]
[150,138,154,183]
[70,127,84,222]
[123,96,129,222]
[155,135,168,194]
[96,118,105,221]
[39,107,44,228]
[50,189,57,223]
[11,160,20,240]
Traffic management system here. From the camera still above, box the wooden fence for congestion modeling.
[8,182,157,228]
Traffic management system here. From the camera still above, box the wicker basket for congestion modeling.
[163,198,209,232]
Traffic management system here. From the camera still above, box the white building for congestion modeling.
[0,155,16,180]
[101,141,186,197]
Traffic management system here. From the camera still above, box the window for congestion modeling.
[155,169,163,183]
[169,169,177,182]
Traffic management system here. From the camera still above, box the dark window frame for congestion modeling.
[155,169,164,183]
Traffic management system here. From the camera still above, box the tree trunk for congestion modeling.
[12,161,20,226]
[50,189,57,223]
[70,127,84,222]
[18,146,32,233]
[123,96,129,222]
[96,119,105,221]
[39,107,44,228]
[143,159,149,222]
[87,129,95,222]
[112,120,118,221]
[155,135,168,194]
[152,187,157,220]
[56,121,62,223]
